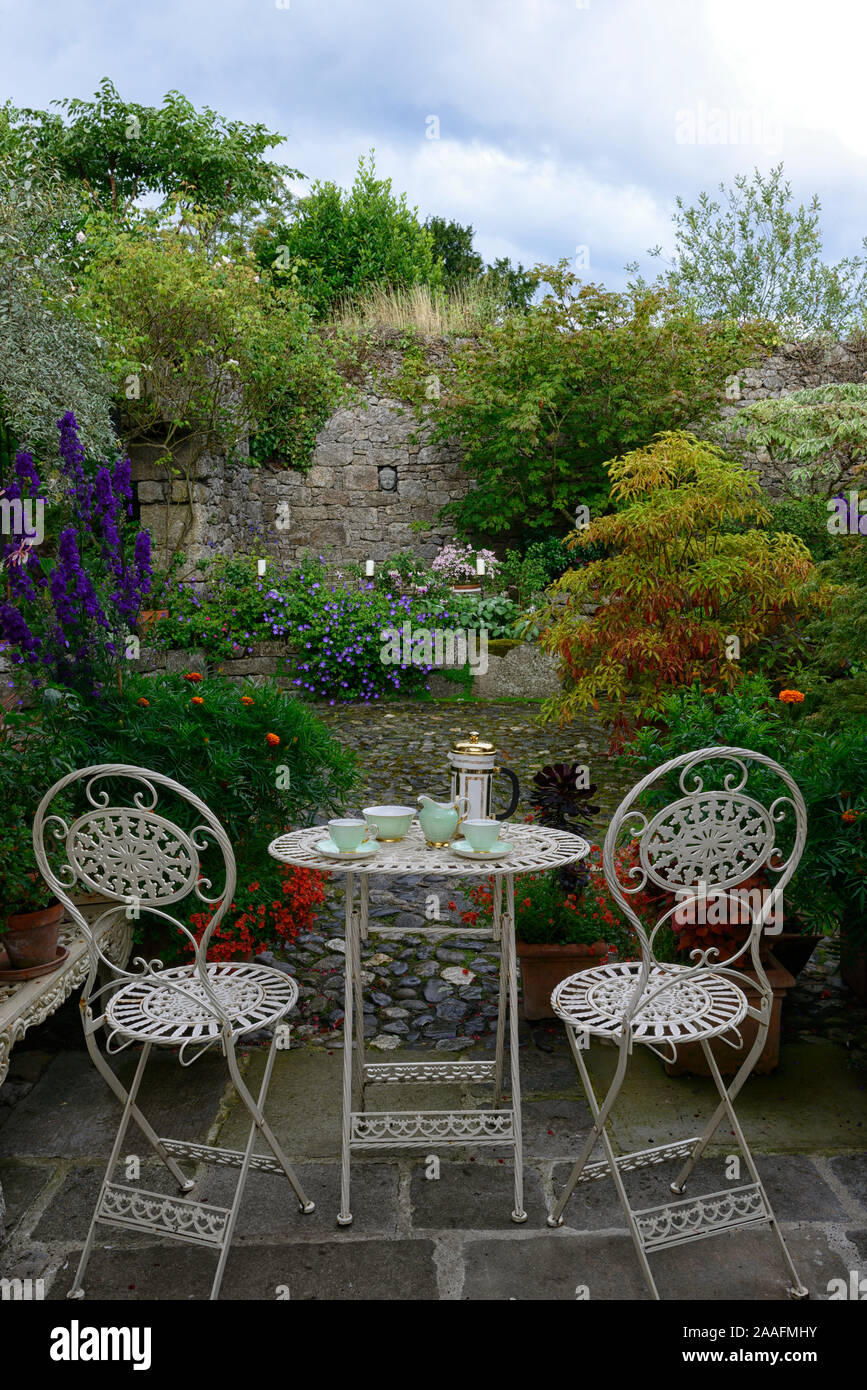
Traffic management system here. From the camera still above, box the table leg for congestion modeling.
[338,871,356,1226]
[504,873,526,1222]
[353,878,368,1107]
[491,876,507,1108]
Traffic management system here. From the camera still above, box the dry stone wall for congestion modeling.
[131,336,867,568]
[132,339,471,569]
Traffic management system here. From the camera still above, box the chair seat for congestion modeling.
[105,962,298,1046]
[550,961,748,1045]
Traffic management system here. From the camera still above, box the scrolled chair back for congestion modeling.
[32,763,238,1045]
[603,745,807,1003]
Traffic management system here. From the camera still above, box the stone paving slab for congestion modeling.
[460,1225,852,1301]
[0,1049,230,1158]
[48,1237,440,1301]
[550,1154,850,1230]
[200,1163,402,1237]
[408,1161,545,1229]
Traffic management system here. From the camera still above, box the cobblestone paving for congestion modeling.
[279,700,867,1067]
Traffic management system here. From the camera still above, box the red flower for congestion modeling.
[241,695,255,706]
[265,732,280,746]
[191,696,204,706]
[184,672,204,683]
[136,697,149,707]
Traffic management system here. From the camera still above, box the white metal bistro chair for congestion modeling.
[547,746,809,1300]
[33,764,314,1301]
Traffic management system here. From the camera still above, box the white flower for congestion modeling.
[75,231,86,243]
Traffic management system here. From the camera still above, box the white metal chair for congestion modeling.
[33,764,314,1300]
[548,746,809,1300]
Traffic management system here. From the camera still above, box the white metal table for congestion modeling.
[268,823,589,1225]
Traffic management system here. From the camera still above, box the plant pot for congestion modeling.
[3,900,64,970]
[516,939,608,1020]
[449,583,482,597]
[841,930,867,1003]
[664,952,795,1078]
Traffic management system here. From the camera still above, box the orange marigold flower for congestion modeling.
[265,732,280,746]
[241,695,255,706]
[842,810,860,825]
[136,697,149,707]
[184,672,204,683]
[779,689,805,704]
[191,696,204,706]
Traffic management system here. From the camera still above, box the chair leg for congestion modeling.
[224,1030,315,1215]
[548,1030,631,1227]
[68,1041,154,1299]
[701,1039,809,1299]
[83,1025,194,1193]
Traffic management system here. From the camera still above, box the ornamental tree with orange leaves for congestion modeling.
[539,430,827,745]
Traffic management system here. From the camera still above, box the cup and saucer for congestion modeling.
[316,818,381,859]
[452,819,514,861]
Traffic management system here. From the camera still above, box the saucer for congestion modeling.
[316,837,379,859]
[452,838,514,861]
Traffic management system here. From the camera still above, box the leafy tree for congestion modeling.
[538,431,825,744]
[260,153,440,318]
[650,164,867,336]
[77,216,346,563]
[2,78,299,232]
[482,256,535,313]
[425,216,484,284]
[403,261,765,541]
[0,150,116,459]
[727,383,867,497]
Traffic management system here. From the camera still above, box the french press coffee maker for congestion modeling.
[448,731,520,822]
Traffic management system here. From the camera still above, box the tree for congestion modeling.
[727,384,867,497]
[538,431,825,744]
[651,164,867,336]
[77,216,346,563]
[260,153,441,318]
[424,216,484,284]
[2,79,299,233]
[405,260,765,542]
[0,149,116,461]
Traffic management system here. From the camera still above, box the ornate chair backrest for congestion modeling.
[603,746,807,983]
[33,764,237,1024]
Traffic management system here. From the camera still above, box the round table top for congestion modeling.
[268,822,591,879]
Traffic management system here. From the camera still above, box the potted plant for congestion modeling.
[431,542,498,596]
[0,811,64,970]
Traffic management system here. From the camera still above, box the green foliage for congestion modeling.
[799,534,867,728]
[651,164,867,336]
[3,79,299,232]
[424,216,484,285]
[0,694,82,917]
[494,538,574,607]
[0,151,116,457]
[539,431,825,742]
[625,678,867,934]
[760,495,837,562]
[403,262,763,541]
[446,592,524,640]
[260,153,441,319]
[731,384,867,498]
[77,220,345,559]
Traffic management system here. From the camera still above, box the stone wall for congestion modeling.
[132,338,471,569]
[719,339,867,492]
[131,335,867,570]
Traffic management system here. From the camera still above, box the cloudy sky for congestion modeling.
[1,0,866,288]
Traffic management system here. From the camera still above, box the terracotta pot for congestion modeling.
[3,900,64,969]
[137,609,168,636]
[516,939,608,1020]
[664,951,794,1077]
[449,583,482,596]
